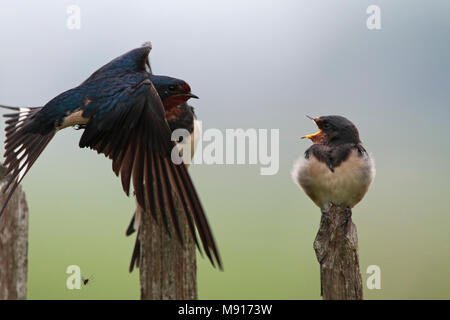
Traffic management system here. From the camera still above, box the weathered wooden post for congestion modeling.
[313,204,363,300]
[0,165,29,300]
[138,197,197,300]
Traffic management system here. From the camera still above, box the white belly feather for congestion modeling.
[176,118,200,168]
[292,149,375,209]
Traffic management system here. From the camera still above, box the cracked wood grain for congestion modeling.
[0,165,29,300]
[313,203,363,300]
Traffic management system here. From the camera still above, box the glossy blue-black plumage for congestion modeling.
[28,46,154,134]
[29,46,187,135]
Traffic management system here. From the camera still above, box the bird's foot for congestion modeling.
[344,206,352,219]
[343,206,352,231]
[321,203,332,215]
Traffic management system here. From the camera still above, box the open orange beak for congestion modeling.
[301,116,326,143]
[301,116,321,139]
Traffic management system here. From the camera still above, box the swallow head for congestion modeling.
[302,115,360,145]
[150,75,199,108]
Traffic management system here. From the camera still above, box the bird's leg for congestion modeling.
[321,203,331,216]
[343,206,353,233]
[344,206,352,219]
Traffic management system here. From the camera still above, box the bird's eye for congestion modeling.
[322,122,331,130]
[168,85,176,91]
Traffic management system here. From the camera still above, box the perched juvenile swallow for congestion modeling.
[292,115,375,210]
[0,43,222,269]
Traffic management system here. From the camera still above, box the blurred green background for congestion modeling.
[0,0,449,299]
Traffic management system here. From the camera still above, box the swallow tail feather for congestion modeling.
[0,105,55,217]
[129,230,141,272]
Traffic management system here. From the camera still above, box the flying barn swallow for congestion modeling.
[0,43,222,269]
[292,115,375,211]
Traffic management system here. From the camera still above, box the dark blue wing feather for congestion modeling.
[83,45,151,84]
[77,72,222,269]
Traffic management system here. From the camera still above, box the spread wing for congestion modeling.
[79,73,221,268]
